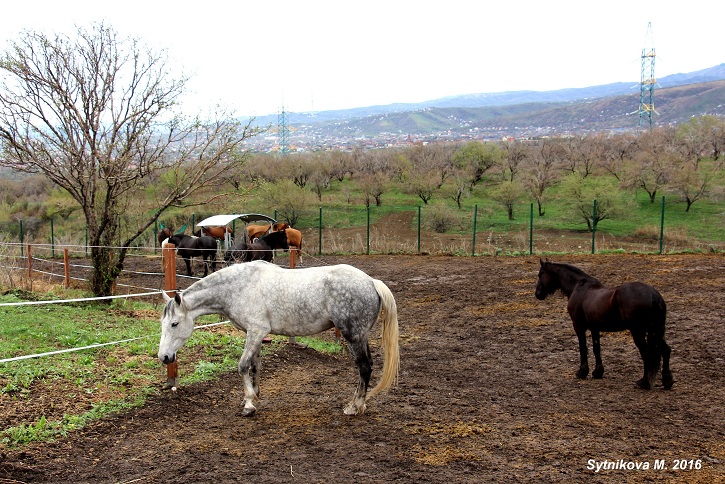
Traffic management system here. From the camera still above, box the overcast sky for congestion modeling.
[1,1,723,117]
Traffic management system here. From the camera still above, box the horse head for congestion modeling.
[158,292,195,365]
[270,229,290,251]
[535,258,558,300]
[167,234,185,246]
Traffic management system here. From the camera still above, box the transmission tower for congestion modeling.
[638,22,656,129]
[277,105,290,155]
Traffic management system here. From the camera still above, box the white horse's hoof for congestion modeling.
[242,406,257,417]
[343,403,366,415]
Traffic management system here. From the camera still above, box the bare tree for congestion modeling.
[502,141,529,182]
[601,132,637,180]
[0,24,256,297]
[452,140,503,185]
[676,115,725,164]
[625,127,676,203]
[523,141,562,216]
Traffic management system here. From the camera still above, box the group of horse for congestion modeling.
[157,252,674,418]
[158,223,302,277]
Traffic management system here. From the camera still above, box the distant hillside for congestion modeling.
[247,63,725,132]
[284,79,725,140]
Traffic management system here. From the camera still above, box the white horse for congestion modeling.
[158,260,399,416]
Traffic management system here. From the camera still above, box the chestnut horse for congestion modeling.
[246,222,289,241]
[158,226,173,247]
[194,225,232,241]
[535,259,673,390]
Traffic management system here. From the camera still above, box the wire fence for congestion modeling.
[2,198,724,264]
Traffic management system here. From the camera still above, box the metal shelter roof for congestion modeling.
[196,213,276,227]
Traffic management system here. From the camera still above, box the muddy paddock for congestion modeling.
[1,253,724,483]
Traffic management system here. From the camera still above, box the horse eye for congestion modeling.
[171,321,179,328]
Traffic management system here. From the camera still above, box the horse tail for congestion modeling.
[367,279,400,399]
[647,290,667,377]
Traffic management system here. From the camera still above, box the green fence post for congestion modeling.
[154,220,159,250]
[318,207,323,256]
[366,205,370,255]
[472,204,478,256]
[659,195,665,254]
[591,199,597,254]
[529,202,534,255]
[19,220,24,257]
[417,206,421,254]
[85,227,88,256]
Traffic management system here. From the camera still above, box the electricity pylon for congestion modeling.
[638,22,657,129]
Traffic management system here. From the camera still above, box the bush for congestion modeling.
[423,203,460,233]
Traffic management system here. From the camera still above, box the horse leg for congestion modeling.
[591,330,604,379]
[661,337,674,390]
[344,338,373,415]
[184,257,193,277]
[237,330,267,417]
[202,255,209,277]
[574,326,589,379]
[631,329,651,390]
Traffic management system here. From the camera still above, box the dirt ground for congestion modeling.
[1,251,724,483]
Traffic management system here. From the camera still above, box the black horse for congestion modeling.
[535,259,673,390]
[167,234,218,277]
[224,230,289,263]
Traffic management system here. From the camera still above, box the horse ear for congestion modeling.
[540,258,545,266]
[162,291,172,302]
[174,292,182,305]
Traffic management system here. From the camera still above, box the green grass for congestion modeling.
[0,291,340,448]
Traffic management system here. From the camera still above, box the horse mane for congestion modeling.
[547,261,602,286]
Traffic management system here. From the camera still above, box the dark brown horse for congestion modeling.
[168,234,218,277]
[224,230,289,263]
[535,259,673,390]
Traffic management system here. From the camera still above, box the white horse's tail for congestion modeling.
[367,279,400,398]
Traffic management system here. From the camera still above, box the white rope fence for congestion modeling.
[0,239,310,365]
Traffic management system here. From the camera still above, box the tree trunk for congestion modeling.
[89,246,122,299]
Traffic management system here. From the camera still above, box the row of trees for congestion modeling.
[241,119,724,227]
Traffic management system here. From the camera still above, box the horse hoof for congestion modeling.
[635,378,651,390]
[592,368,604,379]
[242,406,257,417]
[576,369,589,380]
[662,374,674,390]
[343,403,365,415]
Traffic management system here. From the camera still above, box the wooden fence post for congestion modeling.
[163,243,179,389]
[27,244,32,280]
[63,248,70,288]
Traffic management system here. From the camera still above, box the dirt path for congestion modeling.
[1,254,724,483]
